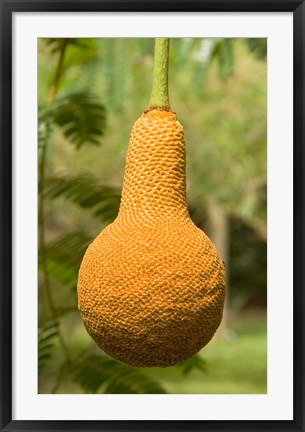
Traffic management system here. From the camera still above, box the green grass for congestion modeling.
[143,312,267,394]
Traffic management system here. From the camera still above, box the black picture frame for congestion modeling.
[1,1,304,431]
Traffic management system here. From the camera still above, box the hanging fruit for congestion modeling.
[78,38,226,367]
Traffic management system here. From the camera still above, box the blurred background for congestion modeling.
[38,38,267,394]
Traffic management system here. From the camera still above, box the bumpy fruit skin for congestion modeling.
[78,110,226,367]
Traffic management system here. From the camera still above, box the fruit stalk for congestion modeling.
[148,38,171,111]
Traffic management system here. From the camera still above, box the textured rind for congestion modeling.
[77,110,226,367]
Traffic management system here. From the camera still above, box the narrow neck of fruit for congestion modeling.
[119,110,188,222]
[148,38,171,111]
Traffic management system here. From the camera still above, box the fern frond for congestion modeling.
[38,319,59,375]
[39,91,107,148]
[246,38,267,60]
[40,174,121,223]
[45,38,89,53]
[212,38,235,79]
[72,355,167,394]
[176,354,207,376]
[39,231,91,291]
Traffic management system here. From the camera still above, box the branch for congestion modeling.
[148,38,171,111]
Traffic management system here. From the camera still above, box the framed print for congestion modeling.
[1,1,304,431]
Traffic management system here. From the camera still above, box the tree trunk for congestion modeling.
[206,198,232,339]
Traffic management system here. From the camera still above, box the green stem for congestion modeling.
[148,38,171,111]
[48,38,68,104]
[38,123,55,317]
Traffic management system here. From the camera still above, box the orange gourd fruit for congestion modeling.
[77,108,226,367]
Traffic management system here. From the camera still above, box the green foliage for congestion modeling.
[144,316,267,394]
[184,39,267,236]
[246,38,267,60]
[169,39,235,97]
[213,38,235,79]
[39,231,91,291]
[38,121,46,149]
[72,355,167,394]
[177,354,207,376]
[38,319,59,375]
[39,92,107,148]
[230,217,267,308]
[41,175,120,223]
[45,38,87,53]
[38,37,267,394]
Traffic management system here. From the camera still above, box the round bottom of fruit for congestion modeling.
[78,219,226,368]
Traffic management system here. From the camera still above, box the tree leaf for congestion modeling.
[39,92,107,148]
[40,174,121,223]
[38,319,59,375]
[176,354,207,376]
[72,355,167,394]
[39,231,92,291]
[246,38,267,60]
[45,38,90,54]
[216,39,235,79]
